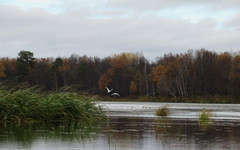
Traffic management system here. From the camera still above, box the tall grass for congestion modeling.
[198,109,213,128]
[198,109,212,122]
[0,89,105,123]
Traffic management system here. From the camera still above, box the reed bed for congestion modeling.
[0,89,105,123]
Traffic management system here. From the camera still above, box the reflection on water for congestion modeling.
[0,122,102,150]
[0,117,240,150]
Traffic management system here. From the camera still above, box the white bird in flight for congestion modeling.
[106,87,113,93]
[111,93,121,97]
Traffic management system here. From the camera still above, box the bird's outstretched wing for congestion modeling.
[106,87,113,93]
[111,93,121,97]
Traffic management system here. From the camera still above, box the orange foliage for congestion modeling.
[129,81,137,94]
[98,73,112,92]
[98,53,138,92]
[0,61,6,77]
[59,58,70,73]
[218,53,232,63]
[110,53,137,70]
[0,57,16,74]
[39,58,52,66]
[58,58,70,85]
[107,68,114,76]
[152,65,166,83]
[110,54,125,70]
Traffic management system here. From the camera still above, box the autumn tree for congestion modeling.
[166,54,194,97]
[0,61,6,78]
[98,53,138,95]
[153,52,195,97]
[0,58,16,79]
[131,70,142,94]
[98,73,112,92]
[129,81,137,94]
[151,64,175,96]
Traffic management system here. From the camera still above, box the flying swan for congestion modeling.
[106,87,113,93]
[111,93,121,97]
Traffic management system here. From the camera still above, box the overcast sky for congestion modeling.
[0,0,240,60]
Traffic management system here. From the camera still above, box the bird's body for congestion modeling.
[106,87,113,93]
[106,87,120,97]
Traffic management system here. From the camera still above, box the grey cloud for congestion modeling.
[107,0,240,10]
[225,12,240,30]
[0,4,240,60]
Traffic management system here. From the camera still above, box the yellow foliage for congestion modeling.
[59,58,70,73]
[0,57,16,74]
[110,53,138,70]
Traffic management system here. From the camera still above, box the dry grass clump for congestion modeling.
[156,106,169,116]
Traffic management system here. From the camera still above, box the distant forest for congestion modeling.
[0,49,240,98]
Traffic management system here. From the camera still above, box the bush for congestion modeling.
[156,106,169,116]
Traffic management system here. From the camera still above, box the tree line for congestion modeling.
[0,49,240,98]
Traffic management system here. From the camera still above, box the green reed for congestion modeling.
[198,109,213,129]
[198,109,212,123]
[0,89,105,123]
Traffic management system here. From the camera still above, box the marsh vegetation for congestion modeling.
[198,109,212,122]
[0,89,105,123]
[156,106,169,116]
[198,109,213,128]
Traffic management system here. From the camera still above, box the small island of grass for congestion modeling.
[156,106,169,117]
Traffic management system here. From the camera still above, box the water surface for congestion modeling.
[0,102,240,150]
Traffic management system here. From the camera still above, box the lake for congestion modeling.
[0,102,240,150]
